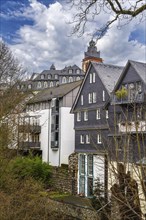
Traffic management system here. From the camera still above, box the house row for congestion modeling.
[14,40,146,217]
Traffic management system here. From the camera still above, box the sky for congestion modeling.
[0,0,146,76]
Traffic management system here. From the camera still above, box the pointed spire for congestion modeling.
[50,64,56,70]
[82,39,103,72]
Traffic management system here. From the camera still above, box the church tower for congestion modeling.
[82,40,103,72]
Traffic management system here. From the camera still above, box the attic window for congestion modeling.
[76,69,80,74]
[41,74,45,79]
[69,69,73,74]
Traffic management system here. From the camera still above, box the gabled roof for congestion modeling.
[92,62,123,93]
[130,60,146,83]
[71,62,123,112]
[113,60,146,92]
[28,80,82,104]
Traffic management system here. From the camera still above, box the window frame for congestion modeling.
[97,133,102,144]
[80,135,85,144]
[96,108,101,120]
[77,111,81,121]
[84,110,88,121]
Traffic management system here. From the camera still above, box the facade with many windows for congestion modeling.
[70,60,146,216]
[71,61,123,197]
[18,81,82,166]
[17,64,84,92]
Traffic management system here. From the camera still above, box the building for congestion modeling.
[70,59,146,217]
[18,80,82,166]
[17,64,84,91]
[70,61,123,197]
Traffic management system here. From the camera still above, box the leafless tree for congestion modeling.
[67,0,146,38]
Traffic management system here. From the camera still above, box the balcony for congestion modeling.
[112,93,144,105]
[118,121,146,133]
[19,141,41,149]
[19,125,41,133]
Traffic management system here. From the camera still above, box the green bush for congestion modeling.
[9,156,52,185]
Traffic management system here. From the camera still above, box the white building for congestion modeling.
[18,81,82,166]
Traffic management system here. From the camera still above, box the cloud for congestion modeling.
[7,0,146,75]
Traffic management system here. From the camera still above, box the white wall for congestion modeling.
[25,109,50,163]
[60,107,75,165]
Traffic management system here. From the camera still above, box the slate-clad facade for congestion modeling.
[71,61,123,197]
[109,60,146,163]
[71,59,146,202]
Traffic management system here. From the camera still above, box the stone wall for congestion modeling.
[47,198,99,220]
[51,153,79,195]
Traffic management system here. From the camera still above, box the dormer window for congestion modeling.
[76,69,80,74]
[41,74,45,79]
[48,74,51,79]
[55,74,58,79]
[69,69,73,74]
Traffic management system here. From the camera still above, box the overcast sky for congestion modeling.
[0,0,146,75]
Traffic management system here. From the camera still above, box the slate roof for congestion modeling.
[130,60,146,83]
[34,64,84,81]
[92,62,123,93]
[28,80,82,103]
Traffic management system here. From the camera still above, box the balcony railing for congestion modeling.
[118,121,146,133]
[111,93,144,105]
[19,141,41,149]
[19,125,41,133]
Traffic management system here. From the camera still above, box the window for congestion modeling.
[77,111,81,121]
[87,155,93,175]
[93,72,96,83]
[89,73,92,83]
[69,76,73,83]
[69,69,73,74]
[50,81,53,87]
[81,95,83,105]
[106,110,109,119]
[86,134,90,144]
[88,93,92,104]
[88,92,96,103]
[103,90,105,101]
[37,82,41,88]
[93,92,96,103]
[41,74,45,79]
[80,135,84,144]
[44,82,48,88]
[76,69,80,74]
[97,133,102,144]
[28,84,32,89]
[89,73,96,83]
[84,110,88,121]
[55,74,58,79]
[76,76,80,81]
[48,74,51,79]
[62,76,66,84]
[96,109,100,120]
